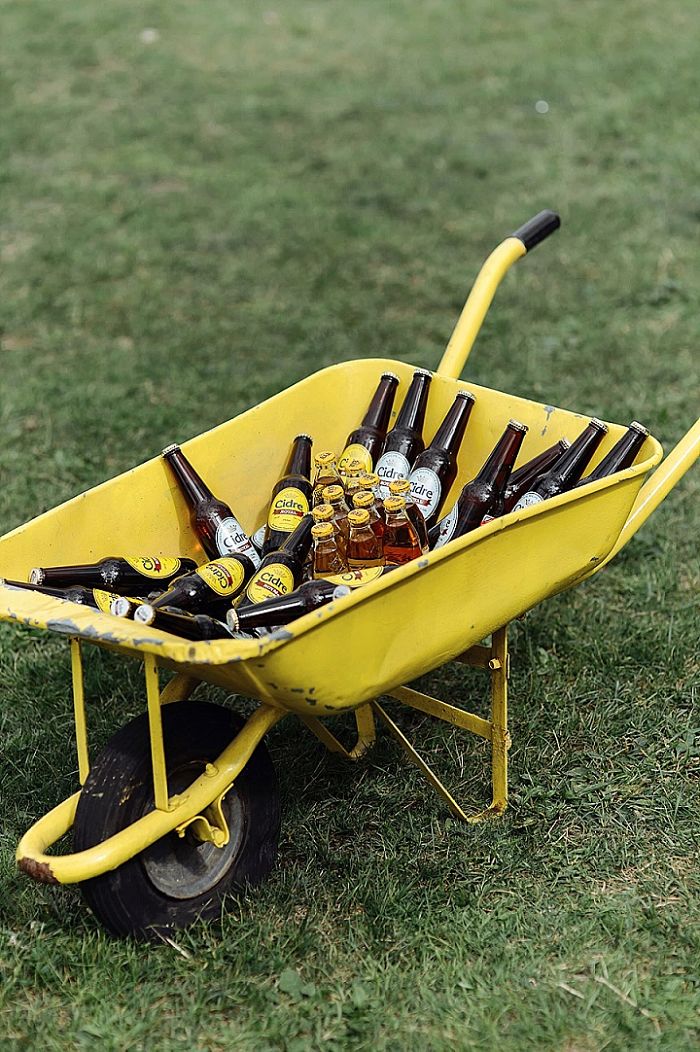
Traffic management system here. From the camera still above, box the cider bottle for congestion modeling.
[352,489,385,540]
[576,421,649,487]
[162,444,260,567]
[382,496,422,565]
[312,451,341,505]
[134,605,233,640]
[147,554,255,614]
[346,509,384,569]
[388,479,429,552]
[343,459,366,492]
[431,420,528,548]
[501,438,570,514]
[30,554,198,592]
[407,389,475,527]
[375,369,432,499]
[262,434,313,555]
[1,578,132,615]
[338,371,400,475]
[322,484,351,548]
[359,472,381,497]
[512,418,608,510]
[227,580,351,634]
[313,502,345,554]
[311,522,347,578]
[238,514,314,608]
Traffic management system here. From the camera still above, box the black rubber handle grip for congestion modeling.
[511,210,561,251]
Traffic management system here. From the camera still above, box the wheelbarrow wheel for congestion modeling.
[73,700,280,940]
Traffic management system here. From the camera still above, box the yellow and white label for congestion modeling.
[93,589,123,613]
[246,563,295,604]
[124,556,182,578]
[338,444,372,476]
[267,487,309,534]
[325,566,384,588]
[197,558,247,597]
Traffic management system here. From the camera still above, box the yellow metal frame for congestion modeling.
[11,215,699,887]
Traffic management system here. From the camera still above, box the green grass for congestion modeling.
[1,0,698,1048]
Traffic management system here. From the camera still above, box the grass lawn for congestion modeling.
[1,1,698,1049]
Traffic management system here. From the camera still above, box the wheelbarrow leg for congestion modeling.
[300,703,376,760]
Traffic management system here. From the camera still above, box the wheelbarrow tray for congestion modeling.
[0,357,662,716]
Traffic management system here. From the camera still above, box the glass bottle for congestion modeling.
[388,479,429,552]
[30,554,198,593]
[227,580,351,634]
[576,421,649,487]
[237,514,314,608]
[312,451,341,505]
[134,605,233,640]
[375,369,432,500]
[352,489,385,541]
[346,509,384,569]
[501,438,570,514]
[407,389,475,527]
[1,578,131,615]
[338,372,400,475]
[262,434,313,555]
[147,553,255,614]
[382,497,423,565]
[322,484,351,548]
[512,418,608,510]
[311,522,347,578]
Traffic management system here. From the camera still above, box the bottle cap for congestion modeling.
[110,596,132,618]
[332,585,352,600]
[312,503,334,521]
[381,372,400,383]
[507,420,529,433]
[388,479,410,494]
[630,421,649,436]
[295,434,313,442]
[134,604,156,625]
[322,485,345,503]
[29,568,44,585]
[383,496,406,512]
[314,451,337,465]
[456,389,475,401]
[347,509,370,527]
[414,368,433,378]
[312,522,334,539]
[226,608,240,631]
[352,491,373,508]
[161,444,180,457]
[359,473,380,488]
[590,418,608,432]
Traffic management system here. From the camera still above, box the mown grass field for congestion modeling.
[1,1,698,1049]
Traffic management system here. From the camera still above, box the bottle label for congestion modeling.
[251,525,267,552]
[325,567,384,588]
[375,450,411,499]
[93,588,123,613]
[432,503,459,550]
[197,558,248,597]
[124,556,182,578]
[513,491,545,512]
[338,444,372,476]
[407,466,441,519]
[481,513,495,525]
[267,487,309,534]
[215,516,261,568]
[245,563,295,604]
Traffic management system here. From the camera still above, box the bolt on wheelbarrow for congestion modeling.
[1,211,698,938]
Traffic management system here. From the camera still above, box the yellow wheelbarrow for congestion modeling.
[1,212,698,938]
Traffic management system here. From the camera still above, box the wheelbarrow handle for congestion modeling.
[437,210,561,380]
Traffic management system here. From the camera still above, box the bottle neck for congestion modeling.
[163,447,214,505]
[430,392,475,454]
[234,590,309,630]
[284,436,312,480]
[394,372,431,433]
[547,421,607,488]
[280,514,314,564]
[585,424,647,481]
[476,423,528,492]
[508,439,569,491]
[362,373,399,431]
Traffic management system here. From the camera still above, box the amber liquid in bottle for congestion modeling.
[346,511,384,569]
[382,498,422,564]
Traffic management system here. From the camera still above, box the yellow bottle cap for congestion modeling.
[352,491,374,508]
[347,509,370,527]
[383,496,406,512]
[388,479,410,494]
[311,522,334,539]
[360,473,380,489]
[344,459,365,477]
[323,484,345,503]
[313,503,334,521]
[314,451,337,466]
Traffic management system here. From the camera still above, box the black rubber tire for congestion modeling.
[73,701,280,940]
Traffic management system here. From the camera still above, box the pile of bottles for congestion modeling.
[4,369,649,642]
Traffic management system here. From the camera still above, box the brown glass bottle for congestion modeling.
[148,554,255,614]
[1,578,131,614]
[407,389,475,528]
[162,444,260,568]
[338,372,400,475]
[312,502,345,554]
[388,479,429,552]
[312,522,347,578]
[512,418,608,510]
[431,420,528,548]
[346,509,384,569]
[134,604,233,641]
[322,484,351,548]
[576,421,649,487]
[312,451,341,505]
[352,489,385,541]
[238,514,314,608]
[375,369,432,499]
[382,497,422,565]
[227,580,351,634]
[501,438,571,514]
[30,554,198,593]
[262,435,313,555]
[359,472,381,496]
